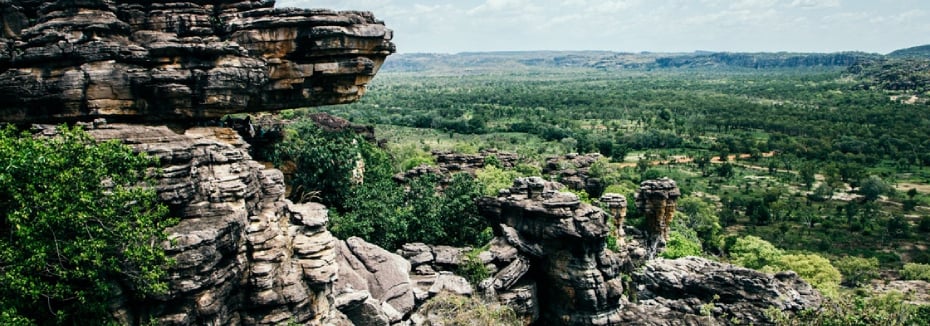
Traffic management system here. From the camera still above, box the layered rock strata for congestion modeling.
[0,0,394,124]
[636,178,681,246]
[622,257,823,325]
[53,122,344,325]
[599,193,628,245]
[478,177,626,325]
[543,153,608,197]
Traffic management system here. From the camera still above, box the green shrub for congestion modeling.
[773,254,841,297]
[418,293,522,326]
[918,216,930,233]
[901,263,930,282]
[514,163,542,177]
[0,125,175,324]
[834,256,880,287]
[729,235,783,270]
[768,291,930,326]
[661,230,703,259]
[457,247,492,286]
[475,166,521,196]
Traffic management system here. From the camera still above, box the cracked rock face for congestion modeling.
[478,177,625,325]
[0,0,394,124]
[624,257,823,325]
[59,122,342,325]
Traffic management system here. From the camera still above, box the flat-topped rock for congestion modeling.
[0,0,394,124]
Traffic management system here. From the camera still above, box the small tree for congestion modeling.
[833,256,880,287]
[0,126,174,324]
[859,175,890,202]
[729,235,783,270]
[772,254,841,297]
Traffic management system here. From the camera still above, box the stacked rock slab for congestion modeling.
[543,153,608,198]
[635,178,681,258]
[31,122,338,325]
[623,257,823,325]
[0,0,394,123]
[478,177,625,325]
[599,193,628,246]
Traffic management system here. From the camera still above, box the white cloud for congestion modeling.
[790,0,841,9]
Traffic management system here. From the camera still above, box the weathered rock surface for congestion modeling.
[334,236,416,325]
[0,0,394,124]
[543,153,608,197]
[600,192,628,245]
[635,178,681,259]
[393,150,519,183]
[56,122,342,325]
[478,177,626,325]
[626,257,823,325]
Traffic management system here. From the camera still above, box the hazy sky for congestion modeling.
[278,0,930,54]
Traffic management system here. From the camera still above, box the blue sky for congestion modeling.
[278,0,930,54]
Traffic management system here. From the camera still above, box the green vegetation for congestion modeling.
[0,126,174,324]
[901,263,930,282]
[660,230,703,259]
[768,291,930,326]
[770,254,842,297]
[417,293,522,326]
[277,53,930,321]
[834,256,880,287]
[267,121,491,250]
[728,235,784,270]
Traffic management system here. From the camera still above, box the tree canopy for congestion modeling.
[0,125,174,324]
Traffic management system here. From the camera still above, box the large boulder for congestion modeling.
[335,237,416,324]
[626,257,823,325]
[0,0,394,124]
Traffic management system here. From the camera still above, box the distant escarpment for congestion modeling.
[0,0,394,124]
[381,51,877,72]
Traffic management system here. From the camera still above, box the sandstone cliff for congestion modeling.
[0,0,394,123]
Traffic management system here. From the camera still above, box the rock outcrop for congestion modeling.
[0,0,394,124]
[636,178,681,259]
[478,177,626,325]
[384,177,820,326]
[623,257,823,325]
[32,122,341,325]
[543,153,608,198]
[334,237,416,326]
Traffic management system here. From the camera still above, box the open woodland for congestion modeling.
[282,52,930,285]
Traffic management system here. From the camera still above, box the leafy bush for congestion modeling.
[772,254,841,297]
[901,263,930,282]
[834,256,880,287]
[457,247,491,286]
[918,216,930,233]
[0,126,174,324]
[729,235,783,270]
[475,165,521,196]
[270,121,366,207]
[676,197,722,251]
[661,230,703,259]
[768,291,930,326]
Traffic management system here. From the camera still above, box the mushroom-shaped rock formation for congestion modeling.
[600,193,628,246]
[0,0,395,124]
[636,178,681,239]
[478,177,625,325]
